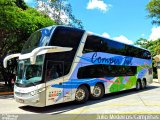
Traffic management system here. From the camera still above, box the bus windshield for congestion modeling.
[21,26,54,54]
[16,55,44,87]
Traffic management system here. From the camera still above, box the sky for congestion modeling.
[24,0,160,44]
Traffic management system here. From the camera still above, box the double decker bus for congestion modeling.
[3,26,153,107]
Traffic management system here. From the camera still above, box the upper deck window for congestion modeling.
[83,35,151,59]
[49,26,84,51]
[45,26,85,76]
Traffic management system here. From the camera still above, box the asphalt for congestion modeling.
[0,81,160,114]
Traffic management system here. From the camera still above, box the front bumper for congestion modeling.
[14,92,44,107]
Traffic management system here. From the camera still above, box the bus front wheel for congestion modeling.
[75,85,89,103]
[90,83,104,100]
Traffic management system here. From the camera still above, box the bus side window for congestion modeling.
[77,64,104,79]
[83,35,102,53]
[143,50,151,59]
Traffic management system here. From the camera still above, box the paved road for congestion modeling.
[0,82,160,115]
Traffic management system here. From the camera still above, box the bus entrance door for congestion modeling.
[45,61,65,105]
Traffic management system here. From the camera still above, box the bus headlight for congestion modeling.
[30,88,45,96]
[30,90,37,96]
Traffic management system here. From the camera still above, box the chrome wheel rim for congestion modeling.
[92,86,101,97]
[137,82,140,89]
[75,88,85,101]
[142,81,146,88]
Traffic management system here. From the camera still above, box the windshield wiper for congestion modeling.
[15,82,26,87]
[28,80,36,86]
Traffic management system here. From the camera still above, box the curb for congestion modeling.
[0,92,14,95]
[153,79,159,83]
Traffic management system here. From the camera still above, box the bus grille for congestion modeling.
[15,92,30,97]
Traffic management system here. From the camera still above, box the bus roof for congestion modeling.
[41,25,84,32]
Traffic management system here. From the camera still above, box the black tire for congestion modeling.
[75,85,89,103]
[136,80,141,90]
[141,79,147,89]
[90,84,104,100]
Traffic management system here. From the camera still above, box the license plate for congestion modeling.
[18,99,24,103]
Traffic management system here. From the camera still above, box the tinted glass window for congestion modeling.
[142,50,151,59]
[46,27,84,76]
[49,26,84,51]
[45,61,64,81]
[22,30,41,54]
[21,27,54,54]
[105,40,125,55]
[82,35,102,53]
[83,35,125,55]
[125,45,139,57]
[83,35,151,59]
[77,64,104,79]
[77,65,137,79]
[125,45,151,59]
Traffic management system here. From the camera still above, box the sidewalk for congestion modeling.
[0,82,13,95]
[153,79,159,83]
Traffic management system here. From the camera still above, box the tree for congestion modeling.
[148,39,160,78]
[0,0,56,88]
[36,0,83,29]
[146,0,160,25]
[134,39,160,78]
[148,39,160,56]
[134,38,150,49]
[134,38,160,57]
[135,0,160,78]
[15,0,28,10]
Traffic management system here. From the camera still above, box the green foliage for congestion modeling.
[134,38,150,49]
[148,39,160,56]
[146,0,160,25]
[134,38,160,57]
[0,0,56,84]
[37,0,83,29]
[145,0,160,78]
[0,0,56,56]
[134,39,160,78]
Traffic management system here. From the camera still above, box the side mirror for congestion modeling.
[3,53,20,68]
[28,46,72,64]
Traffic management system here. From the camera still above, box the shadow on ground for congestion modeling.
[19,85,159,114]
[0,94,14,99]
